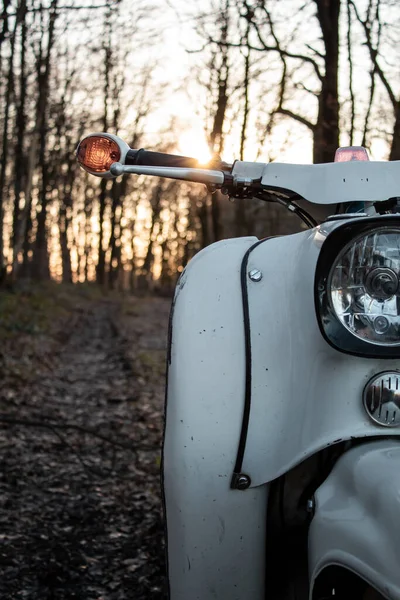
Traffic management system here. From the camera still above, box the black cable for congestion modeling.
[292,207,315,228]
[256,192,317,228]
[292,202,318,228]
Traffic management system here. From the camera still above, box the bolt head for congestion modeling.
[110,162,124,176]
[236,474,251,490]
[248,269,262,282]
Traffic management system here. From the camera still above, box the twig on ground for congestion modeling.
[0,415,157,453]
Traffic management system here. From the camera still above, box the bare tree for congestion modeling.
[205,0,231,242]
[350,0,400,159]
[30,0,59,280]
[0,0,23,281]
[346,0,355,145]
[140,180,163,287]
[0,0,13,48]
[236,7,251,237]
[240,0,340,163]
[11,0,28,257]
[95,2,113,285]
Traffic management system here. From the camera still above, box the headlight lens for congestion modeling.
[329,228,400,345]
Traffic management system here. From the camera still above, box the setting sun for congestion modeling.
[178,129,212,165]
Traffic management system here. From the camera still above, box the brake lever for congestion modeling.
[109,162,225,186]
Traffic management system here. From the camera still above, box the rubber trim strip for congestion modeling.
[231,237,273,489]
[160,293,176,599]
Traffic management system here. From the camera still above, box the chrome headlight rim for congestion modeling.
[315,215,400,358]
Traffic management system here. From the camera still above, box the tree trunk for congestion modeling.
[84,184,93,282]
[197,197,210,249]
[12,0,27,255]
[210,192,223,242]
[12,132,37,280]
[59,201,72,283]
[21,209,32,277]
[0,0,12,48]
[313,0,340,164]
[59,156,74,284]
[0,7,18,282]
[96,8,112,285]
[207,1,230,242]
[31,0,58,280]
[96,178,108,285]
[236,22,251,237]
[108,179,122,289]
[141,182,163,287]
[389,101,400,161]
[129,220,137,291]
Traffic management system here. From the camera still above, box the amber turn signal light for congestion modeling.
[77,135,121,173]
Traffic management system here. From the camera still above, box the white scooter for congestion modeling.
[77,133,400,600]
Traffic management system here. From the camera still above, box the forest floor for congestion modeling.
[0,283,171,600]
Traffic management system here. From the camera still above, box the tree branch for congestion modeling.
[305,43,324,60]
[294,81,319,97]
[5,3,114,17]
[276,107,315,131]
[349,0,397,109]
[251,2,323,81]
[346,0,355,144]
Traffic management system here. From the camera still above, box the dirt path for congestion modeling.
[0,294,171,600]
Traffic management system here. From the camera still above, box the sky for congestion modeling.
[148,1,315,164]
[64,0,395,165]
[144,0,394,164]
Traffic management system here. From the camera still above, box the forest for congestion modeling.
[0,0,399,292]
[1,1,400,598]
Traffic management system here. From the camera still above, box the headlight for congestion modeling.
[315,217,400,357]
[330,228,400,344]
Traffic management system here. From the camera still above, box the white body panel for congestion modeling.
[163,217,400,598]
[163,237,268,600]
[233,159,400,204]
[242,223,400,486]
[309,440,400,600]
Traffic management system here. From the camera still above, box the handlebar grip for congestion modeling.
[126,149,200,169]
[125,148,232,172]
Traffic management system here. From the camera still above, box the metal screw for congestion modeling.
[248,269,262,282]
[307,498,315,513]
[236,474,251,490]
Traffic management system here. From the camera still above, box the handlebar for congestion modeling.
[76,132,318,229]
[125,148,232,172]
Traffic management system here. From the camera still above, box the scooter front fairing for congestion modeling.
[163,215,400,599]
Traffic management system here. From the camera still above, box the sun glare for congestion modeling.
[178,130,212,165]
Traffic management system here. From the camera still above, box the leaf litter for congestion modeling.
[0,286,171,599]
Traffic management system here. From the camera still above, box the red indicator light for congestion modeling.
[334,146,370,162]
